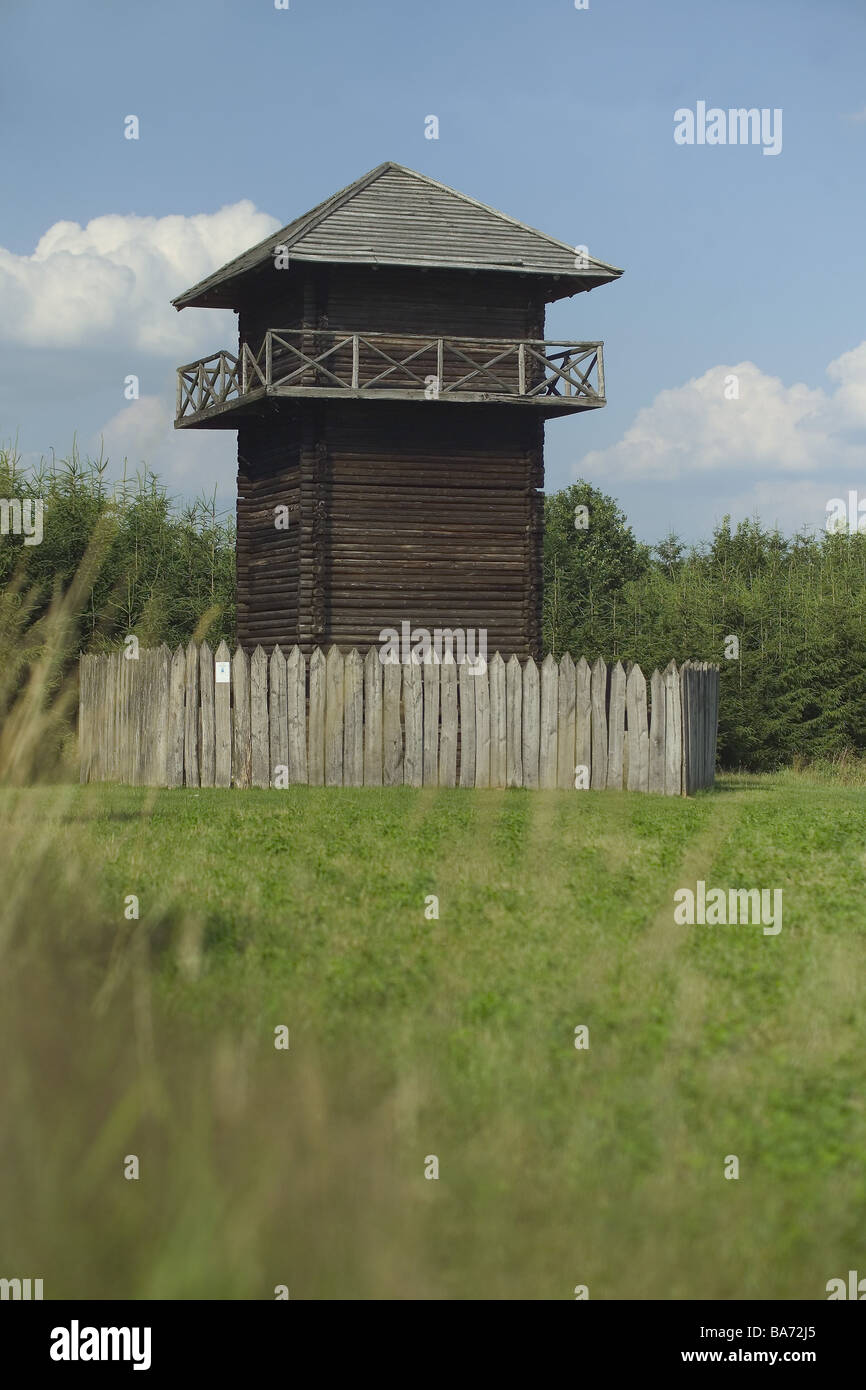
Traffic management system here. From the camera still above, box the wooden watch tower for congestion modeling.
[173,163,622,658]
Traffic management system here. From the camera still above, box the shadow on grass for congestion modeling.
[712,774,777,792]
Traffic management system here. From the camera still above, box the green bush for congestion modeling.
[0,442,235,651]
[543,486,866,770]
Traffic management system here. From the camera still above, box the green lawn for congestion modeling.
[1,774,864,1299]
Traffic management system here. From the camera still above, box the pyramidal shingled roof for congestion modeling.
[172,163,622,309]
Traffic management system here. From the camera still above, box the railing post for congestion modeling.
[241,345,247,395]
[437,338,444,392]
[197,363,205,412]
[596,344,605,401]
[518,342,526,396]
[266,332,272,389]
[176,371,182,420]
[352,334,360,389]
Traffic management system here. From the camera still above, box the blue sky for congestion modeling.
[1,0,864,543]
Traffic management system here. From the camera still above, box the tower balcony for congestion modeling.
[175,329,606,428]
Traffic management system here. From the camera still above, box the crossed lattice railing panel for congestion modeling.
[176,343,269,418]
[176,332,605,420]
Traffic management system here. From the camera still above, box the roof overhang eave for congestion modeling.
[171,260,623,311]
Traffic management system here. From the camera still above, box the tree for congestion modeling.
[542,481,650,656]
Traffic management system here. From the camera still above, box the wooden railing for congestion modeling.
[176,331,605,421]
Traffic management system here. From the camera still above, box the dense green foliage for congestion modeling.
[4,445,866,771]
[544,482,866,770]
[0,445,235,651]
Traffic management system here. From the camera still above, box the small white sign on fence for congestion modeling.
[215,661,231,684]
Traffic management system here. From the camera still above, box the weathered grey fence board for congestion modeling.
[539,653,559,790]
[662,660,682,797]
[458,659,476,788]
[269,645,288,788]
[489,652,507,789]
[147,650,162,783]
[120,650,132,783]
[154,646,169,787]
[707,665,716,786]
[133,651,147,786]
[104,656,113,782]
[590,657,608,791]
[108,655,117,782]
[343,647,363,787]
[121,652,133,783]
[438,653,457,787]
[626,663,649,793]
[121,653,132,783]
[128,651,140,783]
[214,640,232,788]
[648,668,665,795]
[144,651,159,785]
[522,657,540,789]
[231,645,251,789]
[119,653,129,782]
[166,646,185,788]
[556,652,576,791]
[681,661,695,795]
[699,663,708,790]
[363,647,383,786]
[506,653,523,788]
[139,651,154,785]
[474,661,491,789]
[184,643,199,787]
[383,660,403,786]
[423,655,440,786]
[250,646,269,789]
[403,658,423,787]
[686,662,695,792]
[117,652,129,783]
[102,656,111,781]
[692,664,700,790]
[287,644,307,785]
[143,650,156,784]
[607,660,626,790]
[85,655,94,781]
[199,641,215,788]
[710,667,720,783]
[308,647,326,786]
[110,654,120,783]
[325,646,345,787]
[575,656,591,787]
[89,657,99,782]
[78,656,90,784]
[79,646,719,797]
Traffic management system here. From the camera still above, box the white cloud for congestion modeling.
[825,341,866,426]
[0,202,281,354]
[96,394,237,497]
[576,346,866,484]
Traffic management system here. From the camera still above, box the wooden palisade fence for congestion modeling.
[78,645,719,795]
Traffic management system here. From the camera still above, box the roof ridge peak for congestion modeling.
[172,164,622,310]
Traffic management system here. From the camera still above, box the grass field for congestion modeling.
[1,773,864,1299]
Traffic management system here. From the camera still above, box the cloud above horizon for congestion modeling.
[0,202,281,355]
[4,203,866,534]
[97,393,237,499]
[575,343,866,487]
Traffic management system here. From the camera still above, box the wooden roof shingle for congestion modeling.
[172,163,622,310]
